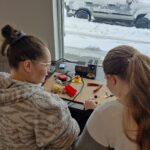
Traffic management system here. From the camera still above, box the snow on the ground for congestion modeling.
[64,17,150,59]
[65,17,150,55]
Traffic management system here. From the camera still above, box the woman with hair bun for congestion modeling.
[0,25,79,150]
[73,45,150,150]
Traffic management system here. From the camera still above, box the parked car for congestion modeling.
[65,0,150,28]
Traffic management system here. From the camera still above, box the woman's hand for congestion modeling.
[84,100,98,110]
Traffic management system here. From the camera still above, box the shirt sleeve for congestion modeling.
[73,126,109,150]
[34,94,80,149]
[86,106,109,147]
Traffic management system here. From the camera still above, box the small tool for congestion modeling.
[58,74,67,81]
[87,82,103,94]
[64,84,77,97]
[87,83,100,86]
[72,75,82,83]
[105,92,114,98]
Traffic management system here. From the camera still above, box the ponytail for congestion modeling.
[125,54,150,150]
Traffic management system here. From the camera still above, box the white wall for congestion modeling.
[0,0,55,59]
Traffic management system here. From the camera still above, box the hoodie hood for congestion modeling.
[0,72,43,106]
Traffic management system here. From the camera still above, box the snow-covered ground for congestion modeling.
[64,15,150,63]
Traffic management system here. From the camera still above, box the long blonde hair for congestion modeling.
[103,45,150,150]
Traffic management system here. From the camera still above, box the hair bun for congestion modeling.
[1,24,24,45]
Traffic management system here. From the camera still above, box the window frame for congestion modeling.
[52,0,64,60]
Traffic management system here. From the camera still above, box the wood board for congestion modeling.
[44,73,115,104]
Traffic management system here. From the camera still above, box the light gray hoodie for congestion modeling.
[0,72,80,150]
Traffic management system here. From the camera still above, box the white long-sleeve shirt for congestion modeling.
[73,100,138,150]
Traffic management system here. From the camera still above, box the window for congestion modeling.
[55,0,150,64]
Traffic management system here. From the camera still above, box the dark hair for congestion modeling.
[103,45,150,150]
[1,24,47,69]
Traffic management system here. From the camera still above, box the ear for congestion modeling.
[22,60,33,73]
[107,74,117,85]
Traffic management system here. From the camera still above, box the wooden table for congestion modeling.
[44,73,115,104]
[44,72,116,132]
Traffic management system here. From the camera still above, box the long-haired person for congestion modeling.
[73,45,150,150]
[0,25,79,150]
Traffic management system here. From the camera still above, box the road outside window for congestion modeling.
[64,0,150,64]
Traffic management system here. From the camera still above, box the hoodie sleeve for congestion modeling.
[33,93,80,150]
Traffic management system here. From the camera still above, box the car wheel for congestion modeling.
[75,10,91,21]
[135,17,150,29]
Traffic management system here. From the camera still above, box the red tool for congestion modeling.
[58,74,67,81]
[87,83,100,86]
[87,82,103,94]
[93,84,103,93]
[64,84,77,97]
